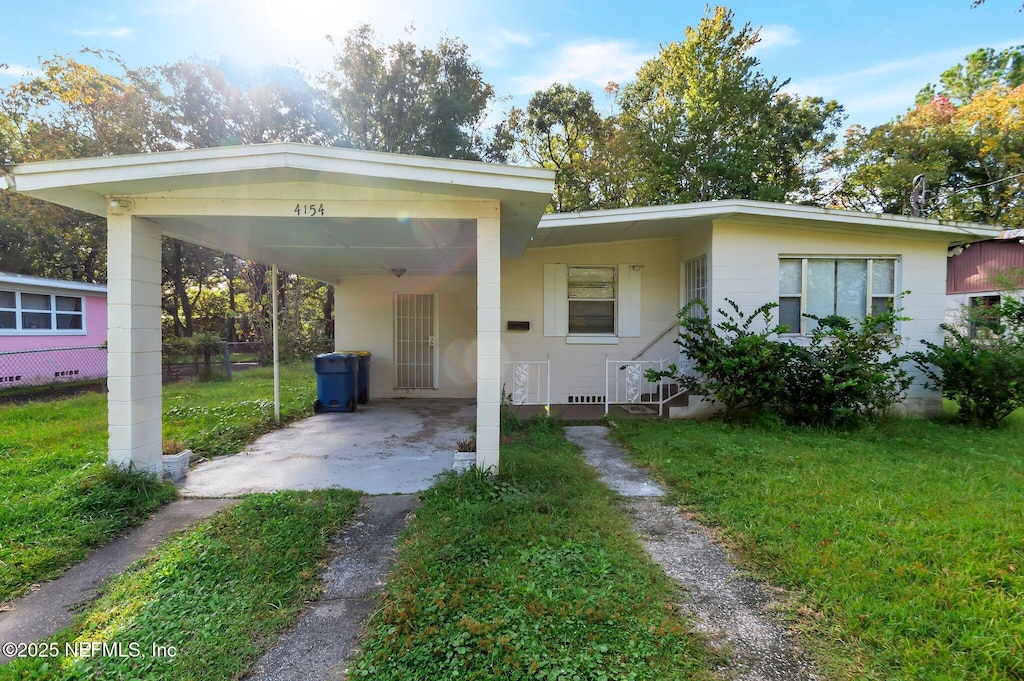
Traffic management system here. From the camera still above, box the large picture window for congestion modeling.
[0,289,85,333]
[779,258,896,334]
[568,266,616,334]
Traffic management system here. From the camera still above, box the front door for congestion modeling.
[394,293,437,389]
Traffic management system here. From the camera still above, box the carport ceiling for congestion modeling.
[157,215,479,281]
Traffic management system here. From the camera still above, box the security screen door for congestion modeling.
[394,293,437,389]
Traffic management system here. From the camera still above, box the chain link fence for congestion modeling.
[0,337,337,399]
[0,345,107,398]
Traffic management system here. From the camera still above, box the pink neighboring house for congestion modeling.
[0,272,107,389]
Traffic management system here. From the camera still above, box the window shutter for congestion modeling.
[543,263,568,336]
[618,264,641,337]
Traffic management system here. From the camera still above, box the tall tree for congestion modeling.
[833,46,1024,225]
[0,50,175,282]
[163,58,340,148]
[490,83,608,211]
[323,25,494,159]
[916,46,1024,105]
[616,6,843,205]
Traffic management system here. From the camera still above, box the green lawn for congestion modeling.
[0,489,360,681]
[0,365,318,604]
[613,412,1024,681]
[350,417,719,680]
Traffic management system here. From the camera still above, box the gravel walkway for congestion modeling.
[564,426,820,681]
[244,494,418,681]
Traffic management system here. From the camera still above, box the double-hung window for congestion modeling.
[567,266,616,334]
[0,289,85,333]
[779,258,896,334]
[543,263,642,342]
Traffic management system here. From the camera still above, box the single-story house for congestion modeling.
[947,233,1024,334]
[0,143,1001,472]
[0,272,107,389]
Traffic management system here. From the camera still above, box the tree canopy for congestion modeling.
[617,7,843,206]
[323,25,494,159]
[832,45,1024,226]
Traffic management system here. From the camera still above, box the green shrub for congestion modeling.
[652,299,911,426]
[780,309,912,427]
[913,300,1024,427]
[648,299,793,421]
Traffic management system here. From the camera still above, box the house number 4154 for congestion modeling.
[294,203,325,217]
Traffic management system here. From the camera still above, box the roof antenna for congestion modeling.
[911,174,927,217]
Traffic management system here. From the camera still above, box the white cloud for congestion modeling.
[513,39,649,94]
[472,28,535,68]
[496,29,532,48]
[751,24,799,54]
[781,44,1016,126]
[72,26,135,39]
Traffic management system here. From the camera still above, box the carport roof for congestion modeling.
[3,143,556,281]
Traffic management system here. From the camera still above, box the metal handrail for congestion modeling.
[631,322,678,361]
[605,354,682,417]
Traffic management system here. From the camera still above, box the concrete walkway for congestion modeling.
[180,399,474,497]
[564,426,820,681]
[0,498,236,664]
[245,494,417,680]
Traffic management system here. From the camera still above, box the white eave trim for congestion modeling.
[538,199,1004,239]
[8,143,555,195]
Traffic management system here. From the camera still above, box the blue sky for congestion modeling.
[2,0,1022,130]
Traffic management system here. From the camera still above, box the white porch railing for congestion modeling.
[501,356,551,409]
[605,355,683,417]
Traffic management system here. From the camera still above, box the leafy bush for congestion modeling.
[913,298,1024,427]
[652,299,912,426]
[649,299,793,421]
[780,309,912,427]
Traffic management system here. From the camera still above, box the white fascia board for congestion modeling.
[9,143,554,197]
[0,272,107,295]
[538,199,1004,240]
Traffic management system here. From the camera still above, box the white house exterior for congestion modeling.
[0,144,1002,473]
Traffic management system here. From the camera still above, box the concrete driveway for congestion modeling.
[178,399,474,497]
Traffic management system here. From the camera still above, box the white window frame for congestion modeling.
[683,254,708,316]
[968,294,1002,339]
[543,264,641,343]
[0,289,87,336]
[778,257,898,335]
[567,265,617,338]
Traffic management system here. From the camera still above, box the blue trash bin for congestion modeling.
[313,352,358,413]
[339,351,371,404]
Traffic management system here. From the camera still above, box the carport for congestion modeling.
[2,143,555,473]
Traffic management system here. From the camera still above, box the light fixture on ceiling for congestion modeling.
[390,268,407,278]
[108,197,134,211]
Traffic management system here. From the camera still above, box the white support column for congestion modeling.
[332,280,343,351]
[476,213,502,472]
[107,212,163,474]
[272,264,280,424]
